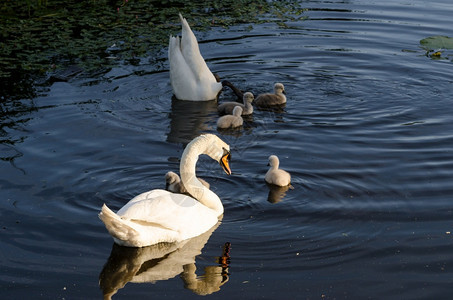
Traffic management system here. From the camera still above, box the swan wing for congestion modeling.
[169,36,197,100]
[179,14,216,84]
[117,189,217,233]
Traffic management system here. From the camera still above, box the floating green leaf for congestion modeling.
[420,35,453,50]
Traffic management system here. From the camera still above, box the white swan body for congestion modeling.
[255,83,287,107]
[99,134,231,247]
[217,106,243,129]
[265,155,291,187]
[218,92,254,115]
[169,14,222,101]
[165,171,210,194]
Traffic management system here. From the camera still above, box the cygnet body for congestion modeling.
[217,106,243,129]
[218,92,254,115]
[265,155,291,187]
[255,83,286,107]
[165,171,210,194]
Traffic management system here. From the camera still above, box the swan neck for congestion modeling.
[180,138,224,216]
[271,160,279,170]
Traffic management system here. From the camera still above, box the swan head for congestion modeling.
[165,171,179,186]
[267,155,280,168]
[188,134,231,175]
[206,134,231,175]
[274,83,286,95]
[243,92,254,104]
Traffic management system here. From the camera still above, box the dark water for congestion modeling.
[2,0,453,299]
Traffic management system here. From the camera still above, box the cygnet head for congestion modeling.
[233,106,243,116]
[268,155,280,168]
[274,83,285,95]
[243,92,254,104]
[165,171,179,185]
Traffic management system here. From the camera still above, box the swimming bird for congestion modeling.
[217,106,243,129]
[265,155,291,187]
[254,83,287,107]
[99,134,232,247]
[217,92,254,115]
[169,14,223,101]
[165,171,210,194]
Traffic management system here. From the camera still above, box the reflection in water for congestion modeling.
[255,103,286,114]
[166,97,218,145]
[216,126,244,137]
[180,242,230,296]
[267,183,292,204]
[99,223,231,299]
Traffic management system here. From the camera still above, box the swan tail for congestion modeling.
[99,204,140,245]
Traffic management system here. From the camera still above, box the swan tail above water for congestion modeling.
[168,14,222,101]
[99,204,141,246]
[178,13,215,83]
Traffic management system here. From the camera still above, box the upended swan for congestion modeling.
[169,14,223,101]
[99,134,231,247]
[217,106,243,129]
[255,83,287,107]
[165,171,210,194]
[218,92,254,115]
[265,155,292,187]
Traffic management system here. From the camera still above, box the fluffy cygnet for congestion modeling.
[165,171,210,194]
[218,92,254,115]
[217,106,244,129]
[265,155,291,187]
[255,83,286,107]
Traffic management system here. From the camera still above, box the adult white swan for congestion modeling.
[99,134,231,247]
[169,14,223,101]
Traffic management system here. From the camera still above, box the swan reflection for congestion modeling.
[166,97,218,144]
[99,224,230,299]
[267,183,292,204]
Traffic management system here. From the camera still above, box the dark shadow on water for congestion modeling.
[166,96,218,145]
[216,126,244,137]
[99,223,230,299]
[255,103,286,113]
[266,183,293,204]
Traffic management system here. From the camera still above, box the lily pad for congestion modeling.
[420,35,453,50]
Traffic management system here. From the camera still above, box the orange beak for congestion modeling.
[220,151,231,175]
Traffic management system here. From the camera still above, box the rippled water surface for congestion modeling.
[2,0,453,299]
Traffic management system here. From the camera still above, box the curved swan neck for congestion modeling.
[180,135,225,216]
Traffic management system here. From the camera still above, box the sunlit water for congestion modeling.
[2,0,453,298]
